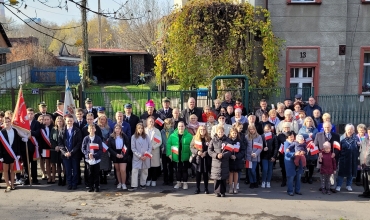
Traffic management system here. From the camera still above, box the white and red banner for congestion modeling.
[11,87,31,136]
[310,146,319,155]
[155,118,164,126]
[245,160,252,168]
[42,149,50,157]
[122,146,127,154]
[279,144,284,154]
[30,136,40,160]
[171,146,179,155]
[89,143,99,150]
[102,142,109,153]
[0,132,21,171]
[194,140,203,150]
[153,135,161,144]
[63,74,77,121]
[223,143,234,152]
[265,132,272,141]
[41,129,51,147]
[253,142,263,149]
[305,137,312,144]
[333,141,341,151]
[144,151,153,158]
[233,144,240,153]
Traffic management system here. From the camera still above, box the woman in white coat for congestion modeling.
[145,116,162,187]
[130,123,152,190]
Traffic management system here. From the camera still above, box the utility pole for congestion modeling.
[98,0,102,48]
[80,0,89,90]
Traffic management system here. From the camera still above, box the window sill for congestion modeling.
[287,0,322,4]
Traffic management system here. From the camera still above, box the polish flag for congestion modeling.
[223,144,234,152]
[311,146,319,155]
[122,146,127,154]
[171,146,179,155]
[233,144,240,153]
[89,143,99,150]
[102,142,109,153]
[11,86,31,136]
[265,132,272,141]
[253,142,263,149]
[279,144,284,154]
[194,140,203,150]
[144,151,153,158]
[305,137,312,144]
[245,160,252,168]
[307,141,315,150]
[295,113,299,120]
[153,135,161,144]
[155,118,164,126]
[333,141,341,151]
[42,149,50,157]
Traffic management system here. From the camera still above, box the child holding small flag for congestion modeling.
[227,128,245,194]
[319,141,336,195]
[287,135,307,170]
[190,125,211,194]
[145,116,162,187]
[246,124,263,189]
[81,124,103,192]
[261,124,278,188]
[130,123,152,190]
[107,124,131,190]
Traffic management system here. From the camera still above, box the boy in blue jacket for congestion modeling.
[82,124,103,192]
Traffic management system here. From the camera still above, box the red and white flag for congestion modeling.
[153,134,161,144]
[42,149,50,157]
[307,141,315,150]
[223,143,234,152]
[265,132,272,141]
[305,137,312,144]
[171,146,179,155]
[295,113,299,120]
[253,142,263,149]
[194,140,203,150]
[102,142,109,153]
[11,87,31,136]
[333,141,341,151]
[144,151,153,158]
[279,144,284,154]
[233,144,240,153]
[30,136,40,160]
[311,146,319,155]
[122,146,127,154]
[41,129,51,147]
[155,118,164,126]
[245,160,252,168]
[89,143,99,150]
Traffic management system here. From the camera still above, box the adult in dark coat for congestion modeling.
[124,103,140,138]
[208,126,232,197]
[181,97,203,124]
[336,124,359,192]
[157,97,173,120]
[171,107,186,130]
[190,126,212,194]
[140,100,162,130]
[314,121,340,192]
[221,92,235,109]
[25,108,41,185]
[52,100,64,121]
[83,98,98,119]
[359,128,370,198]
[303,97,322,118]
[58,115,82,190]
[34,102,53,121]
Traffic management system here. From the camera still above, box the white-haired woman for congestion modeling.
[231,108,247,125]
[336,124,359,192]
[276,109,299,135]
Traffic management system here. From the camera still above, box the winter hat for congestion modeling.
[146,100,155,107]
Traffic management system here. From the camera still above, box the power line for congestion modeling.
[3,3,75,47]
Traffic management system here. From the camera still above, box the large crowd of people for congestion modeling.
[0,92,369,199]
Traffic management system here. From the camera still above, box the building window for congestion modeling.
[287,0,322,4]
[362,52,370,93]
[362,0,370,4]
[290,67,313,100]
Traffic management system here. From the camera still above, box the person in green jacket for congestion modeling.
[167,121,193,190]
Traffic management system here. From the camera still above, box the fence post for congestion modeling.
[180,91,183,111]
[11,88,16,110]
[147,91,151,101]
[79,84,84,108]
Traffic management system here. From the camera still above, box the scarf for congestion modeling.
[187,122,199,131]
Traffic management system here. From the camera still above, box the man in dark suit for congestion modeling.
[59,114,82,190]
[74,108,87,131]
[52,100,64,121]
[23,108,41,185]
[34,102,53,121]
[157,97,173,120]
[124,103,140,136]
[181,97,203,124]
[83,98,98,119]
[314,121,340,193]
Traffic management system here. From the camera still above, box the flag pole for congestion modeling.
[19,76,32,186]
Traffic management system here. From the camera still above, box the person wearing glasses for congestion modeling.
[211,113,231,138]
[234,98,247,116]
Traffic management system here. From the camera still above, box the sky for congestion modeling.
[4,0,173,25]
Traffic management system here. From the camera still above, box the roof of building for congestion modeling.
[0,23,12,48]
[88,48,148,55]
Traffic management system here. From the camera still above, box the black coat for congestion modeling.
[58,126,82,159]
[83,108,98,119]
[338,135,359,177]
[227,137,246,171]
[0,128,22,162]
[140,111,162,130]
[257,121,275,135]
[107,134,131,162]
[208,135,231,180]
[74,119,87,131]
[261,133,279,160]
[81,124,103,140]
[190,137,211,173]
[26,120,41,153]
[125,114,140,137]
[157,108,173,120]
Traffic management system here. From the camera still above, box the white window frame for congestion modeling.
[290,67,313,95]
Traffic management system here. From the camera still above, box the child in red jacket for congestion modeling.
[319,141,337,195]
